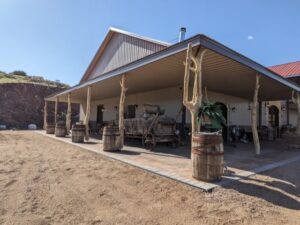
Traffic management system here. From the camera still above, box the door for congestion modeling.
[268,105,279,137]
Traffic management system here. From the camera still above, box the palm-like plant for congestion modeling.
[198,101,226,131]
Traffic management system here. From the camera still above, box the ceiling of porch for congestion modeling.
[47,46,298,103]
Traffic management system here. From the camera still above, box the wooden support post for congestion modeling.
[54,96,59,125]
[43,101,48,130]
[258,101,262,128]
[84,86,91,141]
[66,93,72,135]
[119,74,128,148]
[252,74,261,155]
[183,43,206,137]
[291,91,300,136]
[286,100,290,125]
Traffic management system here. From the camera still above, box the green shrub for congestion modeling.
[11,70,27,76]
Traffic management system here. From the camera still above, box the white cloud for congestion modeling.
[247,35,254,40]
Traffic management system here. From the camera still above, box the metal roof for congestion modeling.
[46,33,300,102]
[269,61,300,78]
[80,27,170,83]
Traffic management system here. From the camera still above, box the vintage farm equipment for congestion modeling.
[124,104,179,149]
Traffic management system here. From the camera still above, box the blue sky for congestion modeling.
[0,0,299,85]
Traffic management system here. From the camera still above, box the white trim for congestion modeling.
[109,27,171,47]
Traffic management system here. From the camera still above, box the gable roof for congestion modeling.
[269,61,300,78]
[80,27,171,83]
[46,33,300,103]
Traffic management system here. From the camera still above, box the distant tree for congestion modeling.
[11,70,27,76]
[0,70,6,75]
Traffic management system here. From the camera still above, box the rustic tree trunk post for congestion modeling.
[43,101,48,130]
[291,91,300,136]
[252,74,261,155]
[66,93,72,135]
[184,44,225,182]
[119,74,128,148]
[84,86,92,141]
[54,96,59,125]
[183,43,206,142]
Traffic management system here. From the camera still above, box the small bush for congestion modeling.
[11,70,27,76]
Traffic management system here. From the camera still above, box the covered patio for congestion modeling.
[45,34,300,154]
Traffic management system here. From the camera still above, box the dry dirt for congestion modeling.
[0,131,299,225]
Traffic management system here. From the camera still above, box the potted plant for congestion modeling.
[182,43,226,182]
[191,101,226,182]
[198,101,226,132]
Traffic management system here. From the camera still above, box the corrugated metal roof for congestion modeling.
[269,61,300,78]
[80,27,170,83]
[45,34,300,102]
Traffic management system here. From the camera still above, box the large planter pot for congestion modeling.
[282,132,300,150]
[72,124,85,143]
[55,122,66,137]
[46,124,55,134]
[192,132,224,182]
[102,125,121,151]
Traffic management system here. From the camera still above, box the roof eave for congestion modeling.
[199,35,300,92]
[46,34,300,101]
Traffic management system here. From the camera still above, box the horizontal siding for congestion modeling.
[89,33,166,80]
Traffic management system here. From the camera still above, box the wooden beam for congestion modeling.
[54,96,59,125]
[66,93,72,135]
[292,91,300,135]
[43,101,48,130]
[84,86,92,141]
[119,74,128,148]
[252,74,261,155]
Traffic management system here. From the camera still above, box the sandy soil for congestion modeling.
[0,131,299,225]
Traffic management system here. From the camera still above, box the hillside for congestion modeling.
[0,70,69,88]
[0,70,79,129]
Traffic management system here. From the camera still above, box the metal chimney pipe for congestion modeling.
[178,27,186,42]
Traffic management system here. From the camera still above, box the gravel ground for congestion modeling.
[0,131,299,225]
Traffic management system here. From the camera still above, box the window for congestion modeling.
[125,105,136,119]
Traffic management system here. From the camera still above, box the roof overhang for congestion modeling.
[46,34,300,103]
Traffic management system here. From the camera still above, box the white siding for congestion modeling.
[79,87,275,127]
[89,33,166,80]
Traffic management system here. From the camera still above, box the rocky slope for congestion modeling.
[0,83,79,129]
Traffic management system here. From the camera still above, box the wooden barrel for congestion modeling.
[102,126,121,151]
[192,132,224,182]
[46,124,55,134]
[55,123,66,137]
[72,124,85,143]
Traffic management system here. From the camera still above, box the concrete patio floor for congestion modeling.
[37,131,300,191]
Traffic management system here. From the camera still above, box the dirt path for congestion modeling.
[0,131,299,225]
